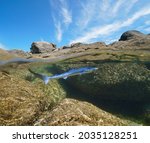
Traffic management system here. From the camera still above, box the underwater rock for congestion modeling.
[34,98,131,126]
[5,64,67,107]
[55,63,150,101]
[0,71,49,125]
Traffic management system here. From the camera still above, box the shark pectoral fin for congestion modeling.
[63,76,68,79]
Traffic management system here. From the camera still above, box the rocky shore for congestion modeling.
[0,30,150,125]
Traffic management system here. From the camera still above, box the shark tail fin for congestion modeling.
[43,76,50,84]
[28,68,50,85]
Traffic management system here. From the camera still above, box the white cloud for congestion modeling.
[125,0,139,13]
[77,0,111,28]
[144,27,150,32]
[77,0,98,28]
[76,0,139,29]
[101,0,110,12]
[55,22,62,42]
[70,22,120,44]
[145,20,150,25]
[59,0,72,25]
[121,7,150,27]
[61,7,72,25]
[112,0,139,16]
[52,15,63,42]
[0,43,7,50]
[50,0,72,42]
[111,0,125,16]
[70,6,150,44]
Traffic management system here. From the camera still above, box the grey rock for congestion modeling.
[30,42,56,54]
[55,63,150,102]
[119,30,145,41]
[70,42,83,48]
[61,45,71,49]
[61,43,84,49]
[34,98,131,126]
[110,30,150,50]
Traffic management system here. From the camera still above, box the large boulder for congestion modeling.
[55,62,150,102]
[110,30,150,50]
[34,98,132,126]
[30,42,56,54]
[119,30,146,41]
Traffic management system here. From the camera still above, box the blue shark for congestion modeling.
[29,67,98,84]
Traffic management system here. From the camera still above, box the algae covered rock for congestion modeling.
[55,62,150,101]
[34,98,131,126]
[143,104,150,125]
[23,64,67,104]
[0,71,49,125]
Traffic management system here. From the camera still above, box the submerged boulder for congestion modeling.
[0,72,48,125]
[55,62,150,102]
[34,98,131,126]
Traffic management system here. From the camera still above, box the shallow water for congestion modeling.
[0,58,150,125]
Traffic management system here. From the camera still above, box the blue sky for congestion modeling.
[0,0,150,51]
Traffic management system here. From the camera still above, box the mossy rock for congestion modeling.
[0,64,67,125]
[55,62,150,101]
[0,72,48,125]
[34,98,133,126]
[9,63,67,105]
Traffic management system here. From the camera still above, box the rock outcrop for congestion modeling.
[28,30,149,59]
[110,30,150,50]
[34,98,131,126]
[0,48,16,60]
[0,30,150,126]
[119,30,146,41]
[8,49,31,58]
[30,42,56,54]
